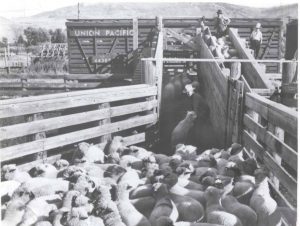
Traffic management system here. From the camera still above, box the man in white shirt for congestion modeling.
[250,23,263,58]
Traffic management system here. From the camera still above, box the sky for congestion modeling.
[0,0,298,19]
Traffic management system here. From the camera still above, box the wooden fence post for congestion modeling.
[226,62,242,146]
[99,103,111,143]
[27,113,47,160]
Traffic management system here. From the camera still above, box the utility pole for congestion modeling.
[77,2,80,20]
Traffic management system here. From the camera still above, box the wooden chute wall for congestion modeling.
[197,36,229,147]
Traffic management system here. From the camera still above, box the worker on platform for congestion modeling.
[214,9,231,38]
[250,23,263,59]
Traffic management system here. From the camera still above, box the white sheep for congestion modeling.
[250,168,277,226]
[128,146,153,160]
[12,178,69,199]
[75,142,105,164]
[116,183,151,226]
[1,198,26,226]
[18,195,61,226]
[117,167,144,189]
[2,164,31,183]
[29,163,58,178]
[1,180,21,199]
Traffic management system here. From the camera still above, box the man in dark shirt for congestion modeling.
[214,9,231,38]
[185,83,209,120]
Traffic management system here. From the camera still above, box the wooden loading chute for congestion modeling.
[0,17,297,211]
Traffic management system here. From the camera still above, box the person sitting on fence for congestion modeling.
[200,16,211,36]
[249,23,263,59]
[214,9,231,38]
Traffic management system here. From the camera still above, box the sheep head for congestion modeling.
[54,159,69,170]
[1,164,17,181]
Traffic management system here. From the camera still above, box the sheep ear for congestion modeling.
[109,185,117,201]
[29,191,35,200]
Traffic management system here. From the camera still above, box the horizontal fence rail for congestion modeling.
[242,92,297,204]
[0,84,158,163]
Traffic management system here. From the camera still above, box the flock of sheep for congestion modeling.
[1,136,296,226]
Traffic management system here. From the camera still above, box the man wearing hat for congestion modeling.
[215,9,231,38]
[250,23,263,58]
[184,82,215,150]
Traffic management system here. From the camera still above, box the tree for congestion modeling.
[0,37,7,47]
[17,35,25,45]
[24,27,50,46]
[50,28,66,43]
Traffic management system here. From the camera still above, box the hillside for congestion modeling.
[1,2,298,41]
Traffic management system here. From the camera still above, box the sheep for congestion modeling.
[12,178,69,199]
[91,185,126,226]
[72,194,93,214]
[73,142,105,164]
[103,164,127,182]
[103,136,128,163]
[63,190,81,209]
[128,145,153,160]
[57,165,87,179]
[54,159,70,170]
[204,186,242,226]
[18,195,61,226]
[115,183,151,226]
[130,196,156,219]
[34,221,52,226]
[50,208,70,226]
[129,184,153,199]
[72,175,96,196]
[117,167,143,189]
[29,163,58,178]
[250,167,277,226]
[231,181,255,205]
[67,207,89,226]
[1,180,21,199]
[1,164,31,183]
[119,155,141,168]
[174,144,197,160]
[1,198,26,226]
[221,195,257,226]
[149,182,179,226]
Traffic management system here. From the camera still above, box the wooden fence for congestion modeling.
[0,73,134,98]
[0,84,158,166]
[242,92,297,209]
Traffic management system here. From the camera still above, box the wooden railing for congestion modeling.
[0,73,133,98]
[0,84,158,164]
[242,92,297,209]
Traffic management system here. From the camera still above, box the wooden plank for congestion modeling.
[0,114,157,162]
[243,130,296,199]
[243,114,297,171]
[260,29,276,59]
[0,84,155,112]
[243,145,295,210]
[228,28,271,89]
[17,132,145,171]
[0,100,157,141]
[252,88,274,96]
[242,129,264,160]
[74,36,93,73]
[268,181,296,211]
[245,92,297,136]
[264,151,297,199]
